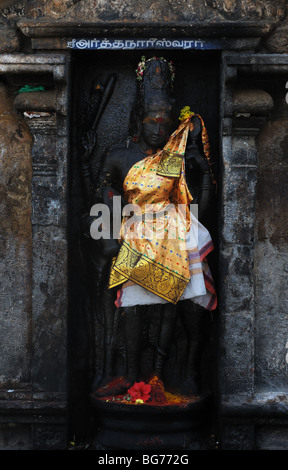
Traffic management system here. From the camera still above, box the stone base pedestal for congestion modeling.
[90,394,212,450]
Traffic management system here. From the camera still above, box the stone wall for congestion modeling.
[0,82,33,387]
[0,53,69,450]
[0,0,288,52]
[255,86,288,392]
[218,53,288,450]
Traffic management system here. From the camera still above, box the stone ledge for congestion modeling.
[0,400,67,425]
[17,19,274,39]
[221,392,288,420]
[0,391,67,416]
[0,53,67,64]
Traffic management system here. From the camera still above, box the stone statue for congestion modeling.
[78,57,217,401]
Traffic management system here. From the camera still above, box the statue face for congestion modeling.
[141,110,172,149]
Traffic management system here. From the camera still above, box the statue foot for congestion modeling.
[91,374,108,392]
[179,377,199,396]
[93,376,134,398]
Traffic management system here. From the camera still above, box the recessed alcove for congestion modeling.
[68,49,221,445]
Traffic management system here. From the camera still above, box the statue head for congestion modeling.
[136,56,175,101]
[130,56,176,147]
[140,105,173,150]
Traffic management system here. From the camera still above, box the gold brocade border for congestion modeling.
[109,257,128,287]
[156,150,183,178]
[109,241,189,304]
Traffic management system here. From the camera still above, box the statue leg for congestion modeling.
[93,305,142,397]
[180,301,208,395]
[91,286,117,391]
[123,306,142,383]
[102,286,119,379]
[154,303,176,380]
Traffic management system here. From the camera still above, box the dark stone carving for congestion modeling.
[73,55,219,449]
[76,55,217,411]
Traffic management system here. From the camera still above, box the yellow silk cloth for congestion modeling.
[108,119,195,304]
[156,118,191,178]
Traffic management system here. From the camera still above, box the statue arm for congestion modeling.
[197,168,215,221]
[94,149,120,202]
[79,129,98,209]
[186,147,215,220]
[93,150,123,258]
[79,130,118,209]
[185,115,216,221]
[78,74,118,209]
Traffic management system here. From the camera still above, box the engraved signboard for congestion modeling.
[67,37,241,50]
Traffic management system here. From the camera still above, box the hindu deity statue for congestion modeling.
[79,56,217,404]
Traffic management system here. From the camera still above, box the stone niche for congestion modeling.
[0,0,288,450]
[70,49,220,450]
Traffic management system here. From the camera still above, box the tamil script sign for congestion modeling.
[67,37,232,50]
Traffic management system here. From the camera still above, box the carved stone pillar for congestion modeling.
[0,54,70,450]
[220,69,274,394]
[219,53,288,450]
[0,81,33,388]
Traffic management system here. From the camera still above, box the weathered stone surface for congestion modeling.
[0,417,67,450]
[0,0,18,7]
[219,311,254,394]
[233,89,274,114]
[255,113,288,393]
[219,54,288,450]
[254,242,288,388]
[0,81,33,387]
[0,0,286,52]
[4,0,285,24]
[14,90,57,111]
[22,0,79,18]
[41,0,287,23]
[219,245,254,311]
[256,425,288,450]
[0,22,20,51]
[32,225,67,392]
[220,165,257,245]
[221,392,288,449]
[220,424,255,450]
[0,54,69,449]
[0,423,32,449]
[265,11,288,53]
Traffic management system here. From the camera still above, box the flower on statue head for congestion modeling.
[179,105,194,121]
[128,381,151,403]
[136,56,175,82]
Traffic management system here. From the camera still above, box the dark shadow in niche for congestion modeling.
[68,49,220,442]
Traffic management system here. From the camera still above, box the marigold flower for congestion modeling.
[179,105,194,121]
